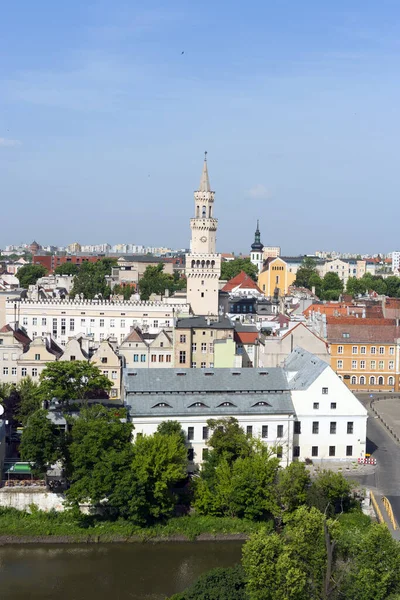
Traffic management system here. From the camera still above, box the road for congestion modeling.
[356,397,400,525]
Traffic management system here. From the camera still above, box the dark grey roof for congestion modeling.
[234,323,258,333]
[118,255,164,263]
[284,347,328,389]
[127,391,294,418]
[175,316,234,330]
[124,367,289,393]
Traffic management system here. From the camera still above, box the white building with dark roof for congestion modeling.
[123,348,367,469]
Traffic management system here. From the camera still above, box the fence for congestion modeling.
[382,496,398,530]
[370,491,385,524]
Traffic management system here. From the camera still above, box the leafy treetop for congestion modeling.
[16,264,47,288]
[220,257,258,282]
[37,360,112,404]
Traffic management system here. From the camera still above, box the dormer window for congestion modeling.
[152,402,172,408]
[188,402,209,408]
[252,401,271,407]
[218,401,236,407]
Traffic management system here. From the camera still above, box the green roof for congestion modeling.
[6,463,32,474]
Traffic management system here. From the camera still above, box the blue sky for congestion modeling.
[1,0,400,255]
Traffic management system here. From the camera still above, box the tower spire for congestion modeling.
[199,151,211,192]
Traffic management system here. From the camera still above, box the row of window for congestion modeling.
[347,375,395,386]
[191,343,214,353]
[191,362,215,368]
[22,317,170,329]
[2,353,18,360]
[131,354,172,363]
[297,421,354,435]
[186,424,285,441]
[294,446,353,458]
[337,345,394,355]
[337,360,394,370]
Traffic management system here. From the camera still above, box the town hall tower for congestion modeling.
[185,154,221,315]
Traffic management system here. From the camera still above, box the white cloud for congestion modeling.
[246,184,271,200]
[0,137,21,147]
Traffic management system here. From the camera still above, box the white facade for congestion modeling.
[286,349,368,462]
[6,298,190,348]
[185,157,221,316]
[392,251,400,273]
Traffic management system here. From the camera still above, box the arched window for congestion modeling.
[201,260,205,268]
[351,376,357,385]
[359,376,366,385]
[378,376,384,386]
[388,376,395,386]
[191,260,195,268]
[196,260,200,268]
[211,260,215,268]
[196,205,200,218]
[370,376,376,385]
[206,260,210,268]
[202,205,206,217]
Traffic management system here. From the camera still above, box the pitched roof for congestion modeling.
[175,316,234,330]
[122,327,145,343]
[198,157,211,192]
[221,271,262,293]
[326,317,400,343]
[234,330,259,345]
[0,324,31,346]
[284,347,329,388]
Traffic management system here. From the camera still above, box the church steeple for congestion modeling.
[251,219,263,251]
[199,151,211,192]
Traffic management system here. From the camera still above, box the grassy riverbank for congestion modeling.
[0,507,268,543]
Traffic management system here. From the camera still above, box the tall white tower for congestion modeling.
[250,220,264,274]
[185,154,221,316]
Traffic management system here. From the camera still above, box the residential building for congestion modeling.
[119,328,174,368]
[6,297,190,347]
[259,322,329,368]
[59,335,90,362]
[392,251,400,274]
[123,348,367,469]
[124,366,296,469]
[91,340,122,400]
[263,246,281,259]
[318,258,366,287]
[67,242,82,254]
[185,156,221,316]
[214,338,242,368]
[18,336,63,381]
[258,257,296,297]
[250,220,264,274]
[110,255,174,290]
[286,348,367,462]
[33,254,103,273]
[174,316,234,369]
[325,317,400,392]
[0,324,31,383]
[234,324,259,367]
[221,270,264,298]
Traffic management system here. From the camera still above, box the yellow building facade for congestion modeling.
[330,342,398,392]
[258,257,296,297]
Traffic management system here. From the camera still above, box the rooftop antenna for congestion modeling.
[204,150,207,161]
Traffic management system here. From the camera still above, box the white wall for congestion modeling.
[291,367,368,461]
[131,414,295,468]
[0,489,66,512]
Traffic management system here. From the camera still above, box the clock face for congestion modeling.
[200,236,207,242]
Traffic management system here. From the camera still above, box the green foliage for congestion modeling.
[321,272,344,300]
[157,420,186,445]
[341,523,400,600]
[19,409,62,474]
[138,263,186,301]
[242,506,330,600]
[168,565,247,600]
[16,264,47,288]
[38,360,112,404]
[207,417,254,465]
[294,257,320,291]
[53,263,79,276]
[113,284,134,300]
[220,258,258,281]
[70,258,116,299]
[346,273,395,297]
[16,377,41,425]
[276,461,311,514]
[307,469,352,516]
[66,405,133,506]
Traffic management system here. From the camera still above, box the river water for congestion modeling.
[0,541,243,599]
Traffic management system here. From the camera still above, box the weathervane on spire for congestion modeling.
[204,150,208,161]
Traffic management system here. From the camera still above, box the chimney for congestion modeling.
[164,288,170,298]
[311,286,315,295]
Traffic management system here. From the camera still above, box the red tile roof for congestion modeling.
[234,331,259,345]
[221,271,262,293]
[0,324,31,347]
[326,318,400,343]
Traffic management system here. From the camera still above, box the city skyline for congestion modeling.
[2,1,400,253]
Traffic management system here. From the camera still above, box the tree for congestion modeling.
[294,257,319,290]
[206,417,254,465]
[242,506,333,600]
[118,431,188,523]
[66,405,133,506]
[16,264,47,288]
[0,382,17,422]
[307,469,352,516]
[384,276,400,298]
[220,258,258,281]
[276,461,311,515]
[157,420,186,445]
[54,263,79,276]
[168,565,247,600]
[341,523,400,600]
[138,264,186,301]
[113,284,134,300]
[70,258,116,299]
[16,377,41,425]
[309,272,323,297]
[38,361,112,405]
[320,272,344,301]
[346,276,368,297]
[19,409,62,474]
